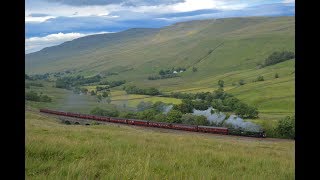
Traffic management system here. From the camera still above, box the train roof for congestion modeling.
[198,126,228,130]
[171,123,197,127]
[126,118,148,122]
[148,121,171,125]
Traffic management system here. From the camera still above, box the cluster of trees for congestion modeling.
[148,67,187,80]
[239,79,245,86]
[230,80,246,86]
[90,101,210,126]
[192,67,198,72]
[159,67,186,75]
[263,51,295,67]
[25,74,31,80]
[25,91,52,102]
[90,104,294,139]
[99,80,126,88]
[148,73,179,80]
[253,76,264,82]
[56,75,102,89]
[96,86,110,92]
[25,73,50,81]
[73,87,89,94]
[104,72,119,76]
[124,85,161,96]
[275,115,295,139]
[25,82,44,88]
[170,88,258,118]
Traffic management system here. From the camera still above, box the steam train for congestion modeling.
[39,109,266,138]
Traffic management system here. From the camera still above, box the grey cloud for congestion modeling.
[44,0,184,6]
[29,13,50,17]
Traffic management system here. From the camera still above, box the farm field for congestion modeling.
[26,110,295,179]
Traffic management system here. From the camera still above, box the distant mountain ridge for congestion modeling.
[26,16,294,79]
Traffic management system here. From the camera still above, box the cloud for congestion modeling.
[156,3,294,22]
[283,0,295,3]
[29,13,50,17]
[25,32,110,53]
[25,0,295,50]
[43,0,184,6]
[25,15,56,23]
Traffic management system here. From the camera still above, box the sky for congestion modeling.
[25,0,295,54]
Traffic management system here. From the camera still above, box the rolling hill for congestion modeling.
[25,16,295,122]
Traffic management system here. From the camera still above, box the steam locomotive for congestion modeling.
[39,109,266,138]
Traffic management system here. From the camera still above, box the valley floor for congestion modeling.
[26,109,294,179]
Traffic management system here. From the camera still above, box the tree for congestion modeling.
[181,114,209,125]
[97,94,102,102]
[106,97,111,104]
[90,90,96,96]
[146,87,160,96]
[137,109,158,120]
[137,101,153,111]
[195,115,209,126]
[239,80,245,86]
[172,99,193,113]
[212,88,226,99]
[166,110,183,123]
[152,101,166,112]
[159,70,165,75]
[25,91,40,101]
[264,51,295,66]
[256,76,264,81]
[154,114,167,122]
[56,79,68,88]
[192,100,210,110]
[192,67,198,72]
[81,88,88,94]
[40,95,52,102]
[90,107,119,117]
[102,91,109,98]
[276,116,295,139]
[218,80,224,88]
[275,73,279,78]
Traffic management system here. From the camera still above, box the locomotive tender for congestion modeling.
[39,109,266,138]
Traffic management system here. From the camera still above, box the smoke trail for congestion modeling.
[224,115,262,132]
[162,105,173,114]
[192,107,262,131]
[192,107,225,124]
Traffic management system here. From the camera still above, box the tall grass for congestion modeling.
[26,110,295,179]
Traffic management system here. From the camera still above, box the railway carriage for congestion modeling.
[109,117,127,124]
[127,119,149,126]
[198,126,228,135]
[171,123,198,132]
[148,121,172,129]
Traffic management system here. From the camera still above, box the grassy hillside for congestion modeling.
[26,110,294,179]
[26,16,294,77]
[25,16,295,125]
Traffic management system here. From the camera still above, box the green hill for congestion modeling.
[25,16,295,123]
[26,16,294,76]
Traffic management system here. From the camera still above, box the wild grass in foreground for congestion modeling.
[26,110,294,179]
